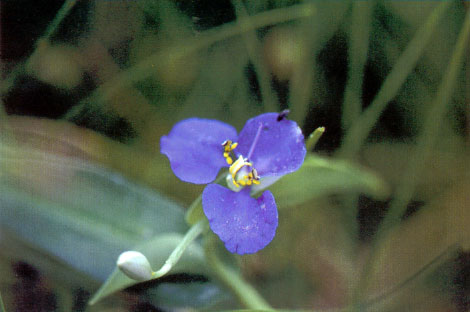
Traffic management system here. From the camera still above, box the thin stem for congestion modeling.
[352,6,470,309]
[338,1,452,159]
[247,123,263,160]
[204,235,272,310]
[151,219,209,278]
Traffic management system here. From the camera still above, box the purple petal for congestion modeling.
[161,118,237,184]
[202,184,278,254]
[236,113,306,177]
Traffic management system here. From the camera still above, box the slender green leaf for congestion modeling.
[342,1,373,130]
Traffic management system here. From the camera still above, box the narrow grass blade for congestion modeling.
[342,1,373,130]
[339,1,452,158]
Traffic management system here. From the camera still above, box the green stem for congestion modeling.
[151,219,209,278]
[352,6,470,310]
[338,1,452,159]
[205,236,272,310]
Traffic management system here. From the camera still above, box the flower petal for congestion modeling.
[236,113,306,177]
[161,118,237,184]
[202,184,278,254]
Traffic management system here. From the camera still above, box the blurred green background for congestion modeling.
[1,0,469,311]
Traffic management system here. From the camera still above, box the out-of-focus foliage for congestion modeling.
[1,0,469,311]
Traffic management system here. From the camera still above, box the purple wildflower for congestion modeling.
[161,113,306,254]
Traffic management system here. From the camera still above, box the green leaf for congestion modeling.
[270,155,389,208]
[89,232,208,305]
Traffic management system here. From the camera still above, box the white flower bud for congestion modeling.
[117,251,154,281]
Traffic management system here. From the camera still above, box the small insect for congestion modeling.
[277,109,290,121]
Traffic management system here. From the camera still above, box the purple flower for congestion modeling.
[161,112,306,254]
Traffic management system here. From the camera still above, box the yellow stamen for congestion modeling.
[222,140,238,165]
[224,143,261,188]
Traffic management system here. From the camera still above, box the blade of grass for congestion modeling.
[338,1,452,159]
[64,3,316,120]
[341,1,373,130]
[231,1,278,112]
[352,6,470,309]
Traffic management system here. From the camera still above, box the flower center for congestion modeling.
[228,155,260,187]
[221,123,264,190]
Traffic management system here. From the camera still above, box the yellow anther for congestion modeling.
[222,140,239,165]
